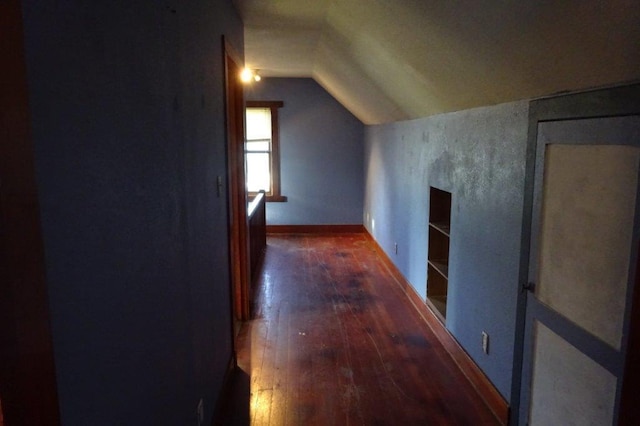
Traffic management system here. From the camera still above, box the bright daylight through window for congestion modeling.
[244,101,286,201]
[245,107,272,193]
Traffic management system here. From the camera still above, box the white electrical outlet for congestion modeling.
[482,331,489,354]
[197,398,204,426]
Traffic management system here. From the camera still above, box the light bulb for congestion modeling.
[240,68,253,83]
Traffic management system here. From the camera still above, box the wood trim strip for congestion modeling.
[223,37,250,321]
[619,239,640,424]
[266,224,365,234]
[363,230,510,425]
[246,100,284,108]
[1,1,61,423]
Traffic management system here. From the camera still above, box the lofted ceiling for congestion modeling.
[233,0,640,125]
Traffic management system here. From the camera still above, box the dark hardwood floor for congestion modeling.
[229,234,500,425]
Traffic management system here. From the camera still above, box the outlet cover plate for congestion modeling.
[482,331,489,354]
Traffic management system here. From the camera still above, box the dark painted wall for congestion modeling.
[364,101,529,400]
[20,1,242,423]
[246,78,364,225]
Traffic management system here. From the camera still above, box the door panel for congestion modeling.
[520,114,640,425]
[529,322,617,426]
[537,144,639,349]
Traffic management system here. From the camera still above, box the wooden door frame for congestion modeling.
[511,82,640,425]
[0,1,61,423]
[619,243,640,424]
[223,37,251,323]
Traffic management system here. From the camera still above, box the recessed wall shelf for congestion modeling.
[426,187,452,322]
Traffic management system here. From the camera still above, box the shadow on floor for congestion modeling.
[215,367,250,426]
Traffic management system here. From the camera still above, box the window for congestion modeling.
[245,101,286,202]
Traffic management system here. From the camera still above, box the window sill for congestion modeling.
[266,195,288,203]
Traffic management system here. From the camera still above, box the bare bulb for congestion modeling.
[240,68,253,83]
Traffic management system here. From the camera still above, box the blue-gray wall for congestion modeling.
[21,1,242,424]
[246,78,364,225]
[364,101,529,400]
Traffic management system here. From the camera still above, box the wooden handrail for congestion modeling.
[247,191,265,219]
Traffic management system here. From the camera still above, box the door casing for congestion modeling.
[223,38,250,326]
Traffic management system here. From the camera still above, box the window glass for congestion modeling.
[245,108,271,140]
[246,140,271,152]
[246,152,271,192]
[245,107,273,194]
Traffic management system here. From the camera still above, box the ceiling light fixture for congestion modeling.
[240,68,262,84]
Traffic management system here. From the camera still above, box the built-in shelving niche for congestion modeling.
[426,187,452,322]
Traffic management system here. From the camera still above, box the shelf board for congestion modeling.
[426,295,447,321]
[429,222,450,236]
[428,259,449,278]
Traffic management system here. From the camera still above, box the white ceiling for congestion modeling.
[233,0,640,124]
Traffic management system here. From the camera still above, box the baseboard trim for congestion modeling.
[364,231,509,425]
[266,224,365,234]
[212,353,237,426]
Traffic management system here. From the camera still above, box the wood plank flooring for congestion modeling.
[232,234,500,425]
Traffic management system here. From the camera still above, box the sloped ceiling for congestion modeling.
[234,0,640,124]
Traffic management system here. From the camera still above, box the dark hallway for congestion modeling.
[3,1,638,423]
[226,234,500,425]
